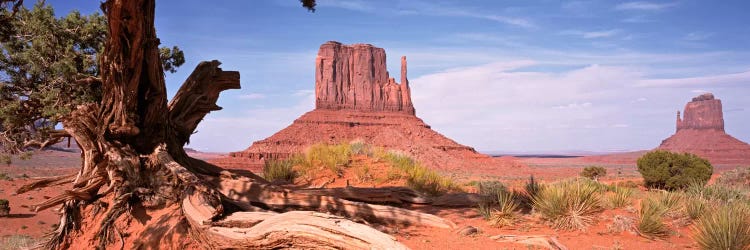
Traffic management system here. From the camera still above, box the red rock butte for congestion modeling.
[224,41,520,171]
[658,93,750,165]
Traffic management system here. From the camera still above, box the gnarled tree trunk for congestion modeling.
[17,1,451,249]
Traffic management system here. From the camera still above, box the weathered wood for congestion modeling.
[295,186,432,204]
[16,173,77,194]
[216,176,455,229]
[185,211,408,250]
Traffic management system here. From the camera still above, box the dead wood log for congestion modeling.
[16,173,77,194]
[295,186,432,204]
[215,176,455,229]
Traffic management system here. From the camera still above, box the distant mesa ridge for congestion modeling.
[315,41,415,115]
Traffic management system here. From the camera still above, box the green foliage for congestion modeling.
[637,150,713,190]
[0,199,8,206]
[692,203,750,250]
[306,143,351,175]
[532,179,603,230]
[580,166,607,181]
[159,46,185,73]
[349,140,372,156]
[0,1,185,153]
[607,186,634,208]
[637,198,670,239]
[524,175,542,199]
[476,180,507,198]
[0,154,9,166]
[262,159,297,183]
[685,182,747,204]
[380,150,460,196]
[685,198,707,220]
[0,172,8,180]
[18,151,31,160]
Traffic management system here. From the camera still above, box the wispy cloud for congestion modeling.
[561,29,621,39]
[684,32,713,41]
[615,1,677,11]
[394,1,536,29]
[237,93,266,100]
[622,15,653,23]
[316,0,374,12]
[637,70,750,87]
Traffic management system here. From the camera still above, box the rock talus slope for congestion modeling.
[223,41,517,171]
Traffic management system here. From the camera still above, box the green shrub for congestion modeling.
[306,143,352,174]
[0,155,10,166]
[607,186,634,208]
[715,167,750,194]
[524,175,542,199]
[380,151,460,196]
[637,198,670,239]
[0,173,10,181]
[692,203,750,250]
[580,166,607,181]
[476,180,507,198]
[637,150,713,190]
[349,140,372,156]
[532,179,603,230]
[19,151,32,161]
[0,199,8,206]
[262,159,297,183]
[685,182,746,204]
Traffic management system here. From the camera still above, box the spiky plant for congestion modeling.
[532,179,603,230]
[685,198,707,220]
[637,199,670,239]
[607,186,634,209]
[489,191,519,228]
[692,203,750,250]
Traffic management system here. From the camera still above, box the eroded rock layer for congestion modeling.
[223,42,518,172]
[659,93,750,165]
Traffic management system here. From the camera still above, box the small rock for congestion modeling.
[457,225,480,236]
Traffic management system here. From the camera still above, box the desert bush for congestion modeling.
[637,198,670,239]
[0,172,10,181]
[532,179,603,230]
[379,151,460,196]
[685,182,746,204]
[262,159,297,183]
[477,200,492,220]
[580,166,607,181]
[489,191,520,227]
[476,180,508,198]
[354,165,372,183]
[685,198,708,220]
[349,140,372,156]
[19,151,32,160]
[0,155,10,166]
[0,199,9,217]
[306,143,352,174]
[524,175,543,199]
[607,186,634,208]
[716,167,750,193]
[692,203,750,250]
[637,150,712,190]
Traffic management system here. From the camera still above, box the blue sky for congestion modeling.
[45,0,750,153]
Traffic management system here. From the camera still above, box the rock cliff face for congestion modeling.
[675,93,724,131]
[660,93,750,165]
[315,41,414,115]
[217,42,517,172]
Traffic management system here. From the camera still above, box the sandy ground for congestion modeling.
[0,149,745,249]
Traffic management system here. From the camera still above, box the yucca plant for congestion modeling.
[532,179,603,230]
[607,186,634,209]
[692,203,750,250]
[489,191,520,227]
[637,198,670,239]
[685,198,708,220]
[657,191,684,217]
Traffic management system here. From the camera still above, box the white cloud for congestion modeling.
[237,93,266,100]
[554,102,593,109]
[561,29,621,39]
[615,1,677,11]
[691,89,709,93]
[637,70,750,87]
[316,0,374,12]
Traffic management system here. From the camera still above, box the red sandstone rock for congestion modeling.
[223,41,511,171]
[660,93,750,165]
[676,93,724,131]
[315,41,415,114]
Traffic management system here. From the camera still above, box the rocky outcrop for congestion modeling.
[675,93,724,131]
[660,93,750,165]
[315,41,415,115]
[219,42,516,172]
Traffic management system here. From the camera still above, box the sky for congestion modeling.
[43,0,750,153]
